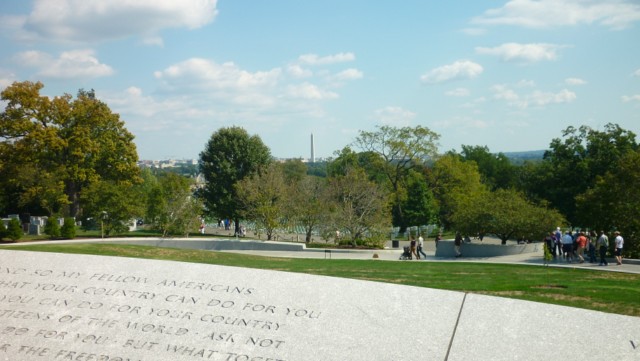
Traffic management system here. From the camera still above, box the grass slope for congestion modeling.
[4,243,640,317]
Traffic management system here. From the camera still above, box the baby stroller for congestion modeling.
[399,246,412,260]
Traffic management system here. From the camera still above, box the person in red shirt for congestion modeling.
[576,231,588,263]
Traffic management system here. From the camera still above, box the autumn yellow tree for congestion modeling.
[0,81,140,218]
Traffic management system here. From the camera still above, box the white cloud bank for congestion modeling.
[421,60,483,84]
[374,107,416,126]
[14,49,114,79]
[492,84,577,108]
[472,0,640,30]
[476,43,563,63]
[4,0,218,43]
[622,95,640,103]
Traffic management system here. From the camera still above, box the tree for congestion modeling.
[451,189,565,244]
[352,125,440,230]
[6,218,23,242]
[199,127,272,234]
[0,222,6,241]
[456,145,516,190]
[80,180,143,236]
[146,172,203,237]
[288,175,330,243]
[576,150,640,258]
[236,163,288,240]
[429,154,486,228]
[61,217,76,239]
[281,159,307,184]
[44,217,61,239]
[535,124,637,224]
[327,168,391,247]
[0,81,141,218]
[401,169,438,227]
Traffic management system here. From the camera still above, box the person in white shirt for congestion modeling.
[614,231,624,265]
[417,235,427,259]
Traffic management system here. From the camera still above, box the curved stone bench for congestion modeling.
[434,240,542,258]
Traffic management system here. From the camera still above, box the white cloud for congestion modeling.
[434,116,489,129]
[14,49,114,79]
[529,89,577,106]
[287,83,338,100]
[373,107,416,126]
[332,68,363,81]
[565,77,587,85]
[633,69,640,77]
[420,60,483,84]
[287,64,313,78]
[472,0,640,30]
[622,95,640,102]
[298,53,355,65]
[154,58,280,92]
[11,0,218,43]
[476,43,562,63]
[445,88,470,97]
[491,84,577,108]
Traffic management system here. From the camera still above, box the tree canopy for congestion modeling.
[199,126,271,234]
[0,81,140,218]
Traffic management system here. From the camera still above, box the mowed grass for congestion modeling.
[4,243,640,317]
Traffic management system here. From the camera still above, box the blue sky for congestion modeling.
[1,0,639,160]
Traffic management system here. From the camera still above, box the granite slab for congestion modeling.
[0,250,463,361]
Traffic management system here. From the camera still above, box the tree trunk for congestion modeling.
[305,230,312,243]
[65,180,81,218]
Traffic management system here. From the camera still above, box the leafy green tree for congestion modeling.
[0,222,6,240]
[451,189,565,244]
[44,217,61,239]
[6,218,23,241]
[199,126,272,234]
[80,180,143,236]
[236,163,288,240]
[429,154,486,228]
[401,169,438,227]
[576,150,640,258]
[147,173,202,237]
[0,81,140,218]
[61,217,76,239]
[327,168,391,247]
[535,124,637,224]
[456,145,517,190]
[288,175,330,243]
[281,159,308,184]
[352,125,439,230]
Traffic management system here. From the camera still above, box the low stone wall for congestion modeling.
[104,238,307,252]
[435,240,542,258]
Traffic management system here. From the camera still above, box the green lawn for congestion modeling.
[4,243,640,317]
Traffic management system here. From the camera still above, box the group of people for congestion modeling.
[544,228,625,266]
[409,235,428,260]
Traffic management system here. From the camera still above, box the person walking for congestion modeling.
[454,232,462,258]
[575,232,588,263]
[588,230,598,263]
[614,231,624,265]
[562,231,574,263]
[597,231,609,266]
[435,233,442,248]
[410,236,419,260]
[417,235,427,259]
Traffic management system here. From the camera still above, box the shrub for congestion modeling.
[0,222,7,240]
[61,218,76,239]
[44,217,61,239]
[7,218,23,241]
